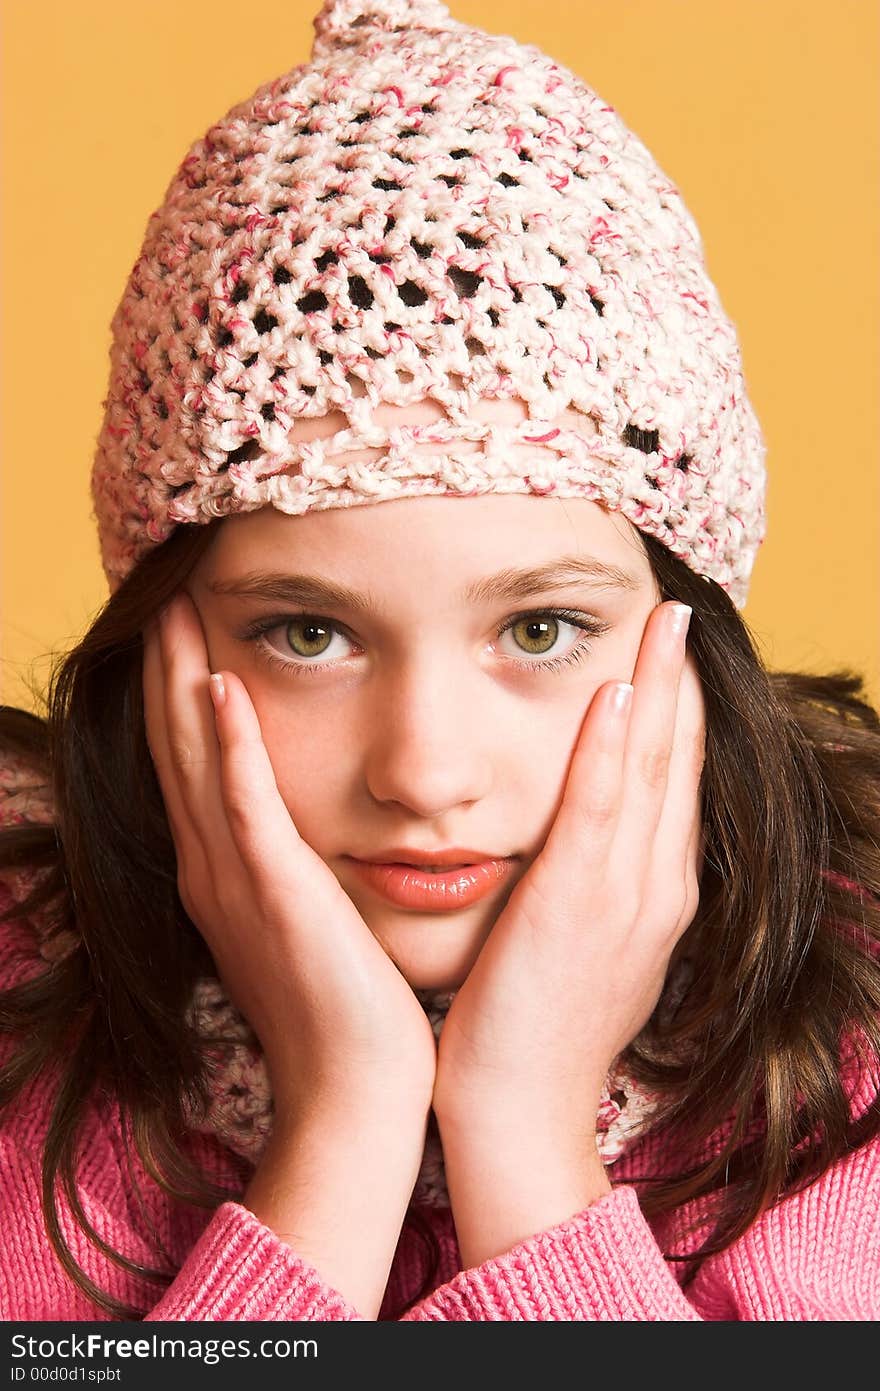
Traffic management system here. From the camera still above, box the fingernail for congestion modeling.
[209,673,226,710]
[670,604,692,638]
[611,682,633,715]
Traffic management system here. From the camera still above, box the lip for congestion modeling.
[346,857,516,912]
[355,847,502,867]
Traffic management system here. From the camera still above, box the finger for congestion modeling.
[153,593,237,869]
[159,596,320,913]
[639,654,706,940]
[539,677,634,873]
[610,601,691,890]
[142,614,203,860]
[207,665,311,893]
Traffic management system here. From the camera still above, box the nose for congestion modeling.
[363,656,493,817]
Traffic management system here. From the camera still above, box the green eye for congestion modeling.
[239,606,611,679]
[284,618,334,657]
[509,615,559,656]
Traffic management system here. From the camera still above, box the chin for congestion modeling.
[408,968,465,993]
[370,919,485,993]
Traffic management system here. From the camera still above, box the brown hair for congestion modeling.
[1,517,878,1317]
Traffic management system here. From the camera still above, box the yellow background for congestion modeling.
[2,1,878,712]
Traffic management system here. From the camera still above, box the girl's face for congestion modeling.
[185,405,705,991]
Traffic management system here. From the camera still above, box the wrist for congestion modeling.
[267,1066,433,1134]
[244,1099,432,1319]
[269,1088,433,1144]
[433,1079,607,1151]
[436,1116,612,1272]
[438,1113,611,1191]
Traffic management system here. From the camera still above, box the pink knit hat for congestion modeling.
[91,0,767,608]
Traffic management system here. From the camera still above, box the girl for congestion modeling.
[2,0,879,1322]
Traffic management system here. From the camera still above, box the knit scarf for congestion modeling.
[180,972,689,1208]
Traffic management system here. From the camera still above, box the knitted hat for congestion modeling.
[91,0,767,607]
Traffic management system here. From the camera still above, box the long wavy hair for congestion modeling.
[1,514,879,1318]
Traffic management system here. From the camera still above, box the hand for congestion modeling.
[142,589,437,1125]
[432,600,705,1152]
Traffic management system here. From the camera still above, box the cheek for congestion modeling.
[505,690,620,856]
[518,629,651,844]
[251,699,350,835]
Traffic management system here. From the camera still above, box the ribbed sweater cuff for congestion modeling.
[143,1201,362,1321]
[402,1185,702,1320]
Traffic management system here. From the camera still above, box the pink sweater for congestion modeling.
[1,758,879,1320]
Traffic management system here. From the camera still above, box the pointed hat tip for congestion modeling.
[312,0,456,59]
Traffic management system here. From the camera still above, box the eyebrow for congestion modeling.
[208,555,642,613]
